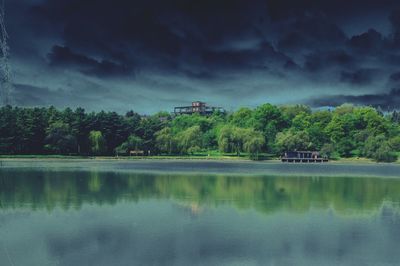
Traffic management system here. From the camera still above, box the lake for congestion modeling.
[1,160,400,265]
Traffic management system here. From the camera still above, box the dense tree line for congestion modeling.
[0,103,399,161]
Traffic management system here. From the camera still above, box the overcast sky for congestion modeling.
[5,0,400,113]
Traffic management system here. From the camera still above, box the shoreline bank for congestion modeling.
[1,157,400,178]
[0,155,398,164]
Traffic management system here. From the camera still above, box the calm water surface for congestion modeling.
[1,161,400,265]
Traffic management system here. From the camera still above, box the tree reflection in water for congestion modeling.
[1,169,399,215]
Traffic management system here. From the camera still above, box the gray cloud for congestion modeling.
[340,68,378,85]
[48,45,133,78]
[5,0,400,112]
[308,88,400,109]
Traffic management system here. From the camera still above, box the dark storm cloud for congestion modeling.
[340,69,377,85]
[347,29,384,52]
[201,41,290,70]
[390,72,400,82]
[277,13,347,52]
[28,0,273,73]
[48,45,132,78]
[303,50,354,72]
[13,84,52,106]
[266,0,399,20]
[6,0,400,111]
[13,83,103,108]
[309,88,400,108]
[389,7,400,45]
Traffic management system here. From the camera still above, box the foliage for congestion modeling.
[391,110,400,124]
[218,125,245,155]
[218,125,264,159]
[89,131,106,155]
[275,130,312,153]
[155,127,176,155]
[44,121,77,154]
[252,103,287,150]
[362,134,398,162]
[176,126,203,154]
[242,129,265,160]
[388,136,400,151]
[116,135,144,155]
[320,143,339,160]
[0,103,399,161]
[280,104,311,121]
[373,143,398,163]
[229,107,253,128]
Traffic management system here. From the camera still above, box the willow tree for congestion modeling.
[0,0,13,106]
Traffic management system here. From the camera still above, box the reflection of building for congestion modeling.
[174,101,225,116]
[282,151,328,163]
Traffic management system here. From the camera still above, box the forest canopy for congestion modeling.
[0,104,399,162]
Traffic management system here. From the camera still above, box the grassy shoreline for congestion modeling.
[0,154,398,164]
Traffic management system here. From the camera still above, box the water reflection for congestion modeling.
[1,169,400,215]
[2,170,400,265]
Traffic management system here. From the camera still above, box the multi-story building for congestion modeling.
[174,101,225,116]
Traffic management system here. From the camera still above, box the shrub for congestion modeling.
[372,142,398,162]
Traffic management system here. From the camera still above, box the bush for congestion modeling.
[115,135,143,155]
[389,136,400,151]
[372,143,398,162]
[320,143,335,158]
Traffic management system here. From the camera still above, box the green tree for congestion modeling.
[320,143,337,159]
[333,103,355,115]
[230,107,253,128]
[362,135,385,158]
[300,110,332,150]
[0,103,399,161]
[176,126,203,154]
[89,110,140,155]
[218,126,262,157]
[291,112,311,131]
[137,115,165,153]
[363,134,398,162]
[325,112,357,157]
[218,125,243,155]
[280,105,312,121]
[389,136,400,151]
[116,135,144,155]
[391,110,400,124]
[29,108,49,154]
[243,129,265,160]
[71,107,90,155]
[373,142,398,162]
[155,127,177,155]
[0,106,17,154]
[89,131,107,155]
[252,103,287,151]
[275,130,312,153]
[44,121,77,154]
[354,107,388,135]
[170,114,212,133]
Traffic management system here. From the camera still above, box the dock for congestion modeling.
[281,158,328,163]
[281,151,328,163]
